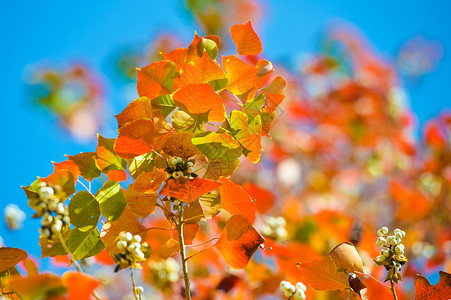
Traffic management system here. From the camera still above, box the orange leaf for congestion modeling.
[0,247,28,273]
[161,48,188,72]
[115,96,153,128]
[53,160,80,184]
[100,206,147,255]
[218,177,256,224]
[180,51,226,86]
[106,169,127,182]
[114,119,154,159]
[242,183,275,214]
[231,20,263,55]
[182,223,199,245]
[261,76,286,113]
[215,215,265,269]
[415,271,451,299]
[137,60,176,100]
[296,256,349,290]
[62,271,100,300]
[172,83,226,123]
[158,238,180,260]
[223,55,257,99]
[329,242,364,273]
[160,177,221,204]
[125,170,165,218]
[6,273,66,299]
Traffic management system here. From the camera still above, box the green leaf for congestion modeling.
[260,111,276,136]
[96,135,126,172]
[152,94,177,118]
[39,226,70,258]
[229,111,262,163]
[209,77,228,91]
[67,152,101,181]
[129,152,155,179]
[22,178,43,208]
[68,191,100,231]
[172,110,195,132]
[95,181,126,221]
[192,131,242,161]
[67,228,104,261]
[243,93,265,120]
[199,37,219,59]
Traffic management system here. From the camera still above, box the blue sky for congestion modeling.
[1,0,450,266]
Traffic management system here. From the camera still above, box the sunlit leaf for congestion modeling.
[230,110,262,163]
[67,152,101,181]
[173,83,226,123]
[95,134,125,172]
[115,96,153,128]
[223,55,257,100]
[5,273,66,300]
[192,131,242,161]
[242,182,275,214]
[95,181,126,221]
[261,76,286,113]
[218,177,256,224]
[161,48,188,72]
[114,118,154,159]
[158,238,180,260]
[204,159,240,180]
[68,191,100,231]
[296,256,349,290]
[180,51,226,86]
[160,177,221,204]
[67,227,104,261]
[231,20,263,55]
[137,60,176,100]
[215,215,265,269]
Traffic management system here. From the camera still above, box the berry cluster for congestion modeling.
[261,216,288,242]
[374,227,407,283]
[31,182,69,239]
[279,281,307,299]
[148,257,180,290]
[114,232,151,271]
[165,156,197,179]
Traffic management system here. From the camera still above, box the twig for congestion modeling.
[57,232,102,300]
[176,203,191,300]
[390,279,398,300]
[130,267,140,300]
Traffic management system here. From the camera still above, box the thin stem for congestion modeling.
[130,267,139,300]
[57,231,102,300]
[186,237,218,248]
[353,271,391,290]
[390,279,398,300]
[177,203,191,300]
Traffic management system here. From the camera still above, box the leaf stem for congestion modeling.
[177,203,191,300]
[57,231,102,300]
[390,278,398,300]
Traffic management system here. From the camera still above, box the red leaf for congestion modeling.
[160,177,221,204]
[215,215,265,269]
[161,48,188,72]
[53,160,80,184]
[218,177,256,224]
[231,20,263,55]
[415,271,451,299]
[172,83,226,123]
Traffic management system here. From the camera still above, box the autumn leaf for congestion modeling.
[95,134,126,172]
[114,118,154,159]
[415,271,451,299]
[115,96,153,128]
[0,247,28,273]
[41,169,76,199]
[231,20,263,55]
[172,83,226,123]
[230,110,262,163]
[137,60,176,100]
[106,169,127,181]
[187,33,220,61]
[160,177,221,204]
[67,152,101,181]
[52,160,80,184]
[192,131,242,162]
[296,256,349,290]
[161,48,188,72]
[242,183,275,214]
[5,273,67,300]
[218,177,256,224]
[158,238,180,260]
[68,191,100,231]
[62,271,100,300]
[100,206,147,256]
[329,242,364,273]
[223,55,257,100]
[180,51,227,86]
[215,215,265,269]
[261,76,286,113]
